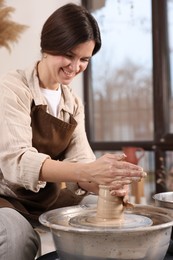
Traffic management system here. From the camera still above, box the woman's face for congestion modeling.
[42,40,95,87]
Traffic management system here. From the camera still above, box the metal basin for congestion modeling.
[153,192,173,211]
[39,204,173,260]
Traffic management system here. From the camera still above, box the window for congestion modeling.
[82,0,173,201]
[85,0,153,142]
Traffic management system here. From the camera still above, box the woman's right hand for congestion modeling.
[84,153,146,186]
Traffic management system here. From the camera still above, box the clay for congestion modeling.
[96,185,124,220]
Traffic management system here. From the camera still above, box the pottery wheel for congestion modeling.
[69,184,153,230]
[69,211,153,229]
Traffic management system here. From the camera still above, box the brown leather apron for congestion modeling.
[0,102,83,226]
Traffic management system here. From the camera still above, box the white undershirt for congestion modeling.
[40,87,61,117]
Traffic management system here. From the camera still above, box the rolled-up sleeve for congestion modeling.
[0,73,49,192]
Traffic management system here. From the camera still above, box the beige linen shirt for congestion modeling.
[0,62,95,197]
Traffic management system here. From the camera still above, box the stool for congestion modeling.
[35,227,55,257]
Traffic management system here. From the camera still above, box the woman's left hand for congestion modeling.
[108,180,130,197]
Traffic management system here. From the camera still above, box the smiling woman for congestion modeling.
[0,3,146,259]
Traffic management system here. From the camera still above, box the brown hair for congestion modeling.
[40,3,101,56]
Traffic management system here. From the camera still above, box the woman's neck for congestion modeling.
[37,61,60,90]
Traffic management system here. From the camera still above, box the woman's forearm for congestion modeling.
[39,154,146,195]
[39,158,90,183]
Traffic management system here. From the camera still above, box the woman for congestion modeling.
[0,3,145,260]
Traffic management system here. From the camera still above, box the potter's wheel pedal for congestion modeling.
[69,212,153,229]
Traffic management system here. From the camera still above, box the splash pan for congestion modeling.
[39,204,173,260]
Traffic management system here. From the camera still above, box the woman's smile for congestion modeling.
[61,68,76,78]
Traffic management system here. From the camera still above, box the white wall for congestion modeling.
[0,0,83,99]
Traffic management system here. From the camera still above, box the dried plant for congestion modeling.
[0,0,28,51]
